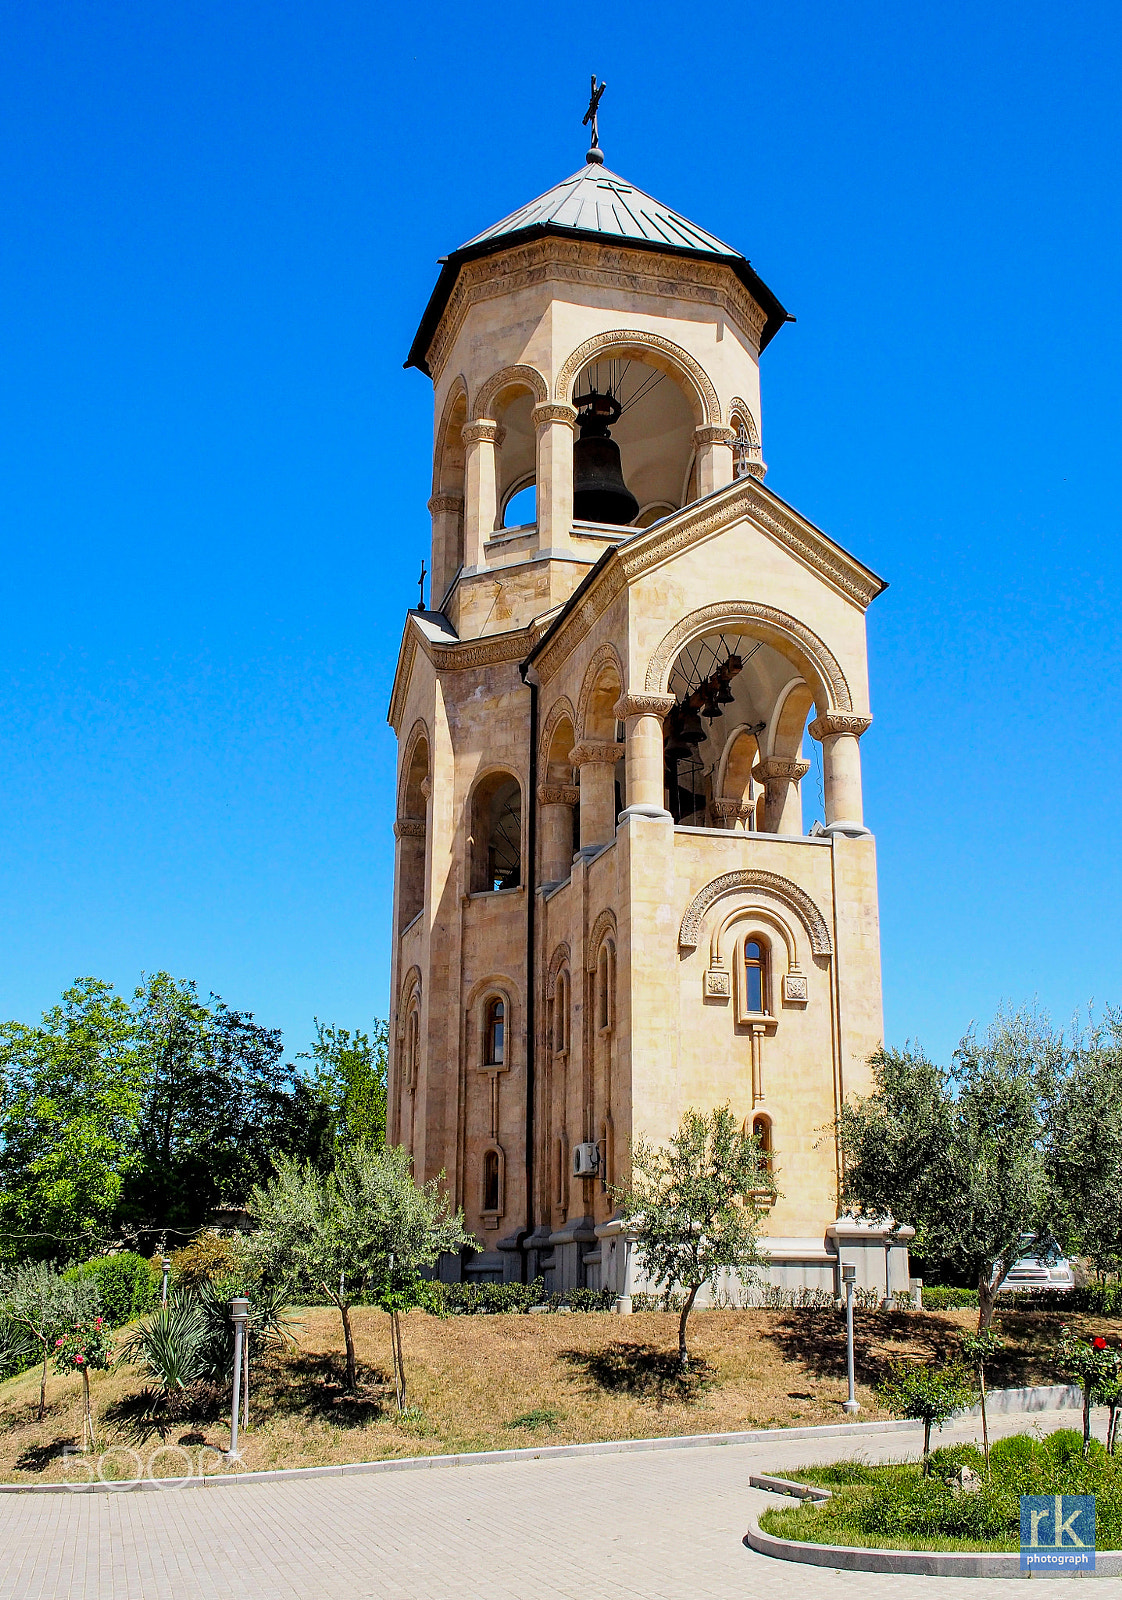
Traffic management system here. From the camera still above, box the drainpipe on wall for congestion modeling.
[518,662,539,1284]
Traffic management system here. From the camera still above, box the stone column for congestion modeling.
[537,783,579,883]
[693,425,736,498]
[712,798,754,832]
[753,756,812,835]
[613,693,675,820]
[427,492,464,608]
[532,402,577,554]
[808,713,872,837]
[461,420,503,568]
[570,740,624,851]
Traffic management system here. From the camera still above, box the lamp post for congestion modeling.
[227,1297,249,1460]
[161,1257,171,1306]
[842,1263,860,1414]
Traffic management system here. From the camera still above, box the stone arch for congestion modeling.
[717,724,761,804]
[645,602,853,714]
[678,869,833,957]
[576,642,626,741]
[727,397,761,446]
[471,363,548,421]
[554,329,721,428]
[538,695,578,774]
[545,941,572,1000]
[397,718,431,819]
[468,767,524,893]
[711,903,798,973]
[432,376,469,496]
[768,678,817,761]
[586,907,618,973]
[398,963,422,1020]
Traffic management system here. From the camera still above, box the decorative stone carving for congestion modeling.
[645,600,853,712]
[575,641,626,739]
[586,908,618,972]
[712,798,753,824]
[807,713,873,741]
[460,419,505,447]
[427,493,464,515]
[753,757,812,784]
[782,971,809,1004]
[612,692,676,720]
[555,328,723,426]
[694,425,735,446]
[569,740,625,766]
[537,784,580,806]
[704,967,731,999]
[471,364,548,419]
[394,819,426,839]
[679,870,833,958]
[531,402,578,430]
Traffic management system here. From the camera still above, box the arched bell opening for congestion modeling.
[470,771,523,893]
[569,357,697,529]
[492,387,537,534]
[397,734,430,930]
[430,386,467,603]
[663,630,813,833]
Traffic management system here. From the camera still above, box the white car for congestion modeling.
[996,1249,1075,1293]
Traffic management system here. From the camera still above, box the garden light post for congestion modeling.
[227,1297,249,1460]
[842,1263,860,1415]
[161,1257,170,1306]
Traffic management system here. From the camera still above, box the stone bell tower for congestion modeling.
[387,105,909,1298]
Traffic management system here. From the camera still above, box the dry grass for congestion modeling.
[0,1304,1111,1484]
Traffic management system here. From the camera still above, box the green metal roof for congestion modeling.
[406,163,790,375]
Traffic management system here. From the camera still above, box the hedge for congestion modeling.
[64,1252,160,1327]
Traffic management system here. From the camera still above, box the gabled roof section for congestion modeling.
[406,165,790,376]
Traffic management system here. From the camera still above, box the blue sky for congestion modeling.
[1,1,1119,1065]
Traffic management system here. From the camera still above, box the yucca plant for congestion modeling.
[116,1293,208,1393]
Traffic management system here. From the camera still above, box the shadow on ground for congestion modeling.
[255,1349,393,1425]
[13,1437,77,1472]
[560,1342,715,1407]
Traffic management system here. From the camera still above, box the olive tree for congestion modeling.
[616,1105,773,1372]
[840,1008,1064,1330]
[251,1140,471,1396]
[0,1260,99,1420]
[1046,1008,1122,1278]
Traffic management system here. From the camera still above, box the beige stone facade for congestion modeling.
[387,159,910,1301]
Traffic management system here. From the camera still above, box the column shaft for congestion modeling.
[614,694,675,819]
[570,740,624,850]
[461,421,502,568]
[533,403,576,555]
[693,426,735,498]
[808,714,872,836]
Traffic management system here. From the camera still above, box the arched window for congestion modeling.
[597,944,614,1031]
[553,971,569,1053]
[484,998,505,1066]
[406,1008,420,1089]
[502,481,536,529]
[744,939,766,1014]
[470,773,522,892]
[483,1149,500,1213]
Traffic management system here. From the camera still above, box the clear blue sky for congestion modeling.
[1,1,1119,1066]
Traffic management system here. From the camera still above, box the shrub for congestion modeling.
[64,1252,158,1328]
[166,1232,239,1290]
[921,1286,979,1311]
[116,1295,210,1393]
[877,1357,976,1467]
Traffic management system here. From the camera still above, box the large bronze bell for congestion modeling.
[572,389,639,525]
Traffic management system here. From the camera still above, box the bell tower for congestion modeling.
[388,106,904,1299]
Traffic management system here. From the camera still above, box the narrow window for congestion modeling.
[483,1150,500,1212]
[752,1114,772,1167]
[485,998,505,1066]
[744,940,765,1013]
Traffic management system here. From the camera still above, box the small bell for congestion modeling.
[572,389,640,526]
[677,707,706,745]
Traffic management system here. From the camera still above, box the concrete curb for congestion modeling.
[748,1473,830,1502]
[0,1382,1086,1497]
[744,1517,1122,1579]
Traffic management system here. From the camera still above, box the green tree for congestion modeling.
[0,1260,99,1420]
[0,978,142,1259]
[840,1008,1063,1330]
[877,1357,976,1471]
[1046,1009,1122,1277]
[302,1019,388,1154]
[616,1106,773,1373]
[250,1140,471,1396]
[960,1327,1004,1470]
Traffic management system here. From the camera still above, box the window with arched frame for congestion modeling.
[596,943,614,1032]
[752,1113,772,1167]
[552,970,569,1054]
[741,935,769,1017]
[482,1148,501,1214]
[484,997,505,1066]
[405,1007,420,1089]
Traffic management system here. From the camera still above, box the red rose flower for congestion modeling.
[1093,1336,1108,1350]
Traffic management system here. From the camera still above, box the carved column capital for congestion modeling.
[537,783,580,806]
[427,493,464,515]
[808,713,872,742]
[712,798,753,824]
[613,692,677,720]
[531,402,578,431]
[569,740,625,767]
[694,425,736,446]
[461,419,505,448]
[394,818,426,839]
[753,757,811,784]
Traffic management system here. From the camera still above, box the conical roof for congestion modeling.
[406,161,789,375]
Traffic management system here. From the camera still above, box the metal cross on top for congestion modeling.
[583,76,606,165]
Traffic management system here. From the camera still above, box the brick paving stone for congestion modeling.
[0,1407,1108,1600]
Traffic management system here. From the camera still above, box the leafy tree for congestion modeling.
[0,979,142,1260]
[301,1019,388,1154]
[840,1008,1064,1330]
[250,1140,470,1396]
[1046,1009,1122,1277]
[877,1358,976,1471]
[616,1106,773,1373]
[0,1259,99,1419]
[960,1327,1004,1470]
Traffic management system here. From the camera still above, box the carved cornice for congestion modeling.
[712,799,753,821]
[531,477,883,690]
[537,784,580,806]
[753,757,811,784]
[613,692,676,720]
[646,601,853,713]
[531,402,578,431]
[555,328,722,426]
[388,613,548,733]
[426,237,767,382]
[679,870,833,958]
[569,740,624,767]
[808,713,873,741]
[394,818,426,839]
[427,493,464,516]
[460,420,504,447]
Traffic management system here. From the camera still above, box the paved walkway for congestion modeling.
[0,1408,1111,1599]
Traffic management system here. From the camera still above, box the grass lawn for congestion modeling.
[0,1303,1113,1485]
